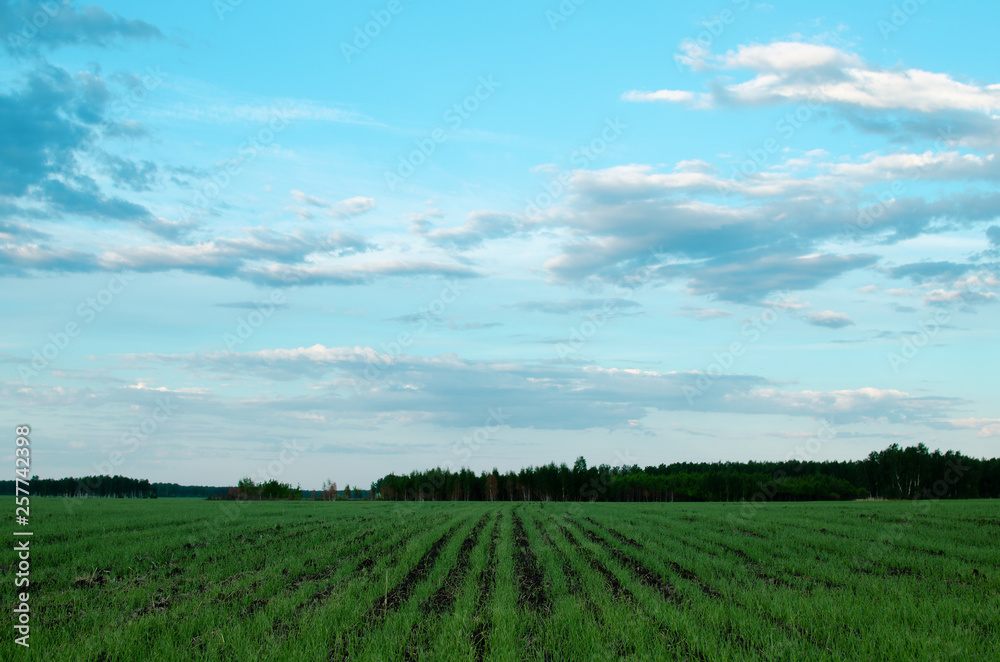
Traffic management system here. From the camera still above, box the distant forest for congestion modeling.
[0,476,220,499]
[0,476,366,500]
[2,444,997,503]
[374,444,1000,502]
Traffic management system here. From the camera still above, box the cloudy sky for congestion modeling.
[3,0,998,489]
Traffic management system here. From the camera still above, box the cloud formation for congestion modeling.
[113,344,957,429]
[807,310,856,328]
[1,1,162,55]
[628,41,1000,146]
[288,190,375,219]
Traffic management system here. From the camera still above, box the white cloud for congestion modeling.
[763,297,810,310]
[415,211,520,250]
[676,305,734,320]
[621,89,711,108]
[331,196,376,218]
[923,289,996,306]
[827,151,1000,182]
[730,386,942,421]
[807,310,855,328]
[242,260,479,286]
[717,42,863,72]
[944,418,1000,437]
[290,190,330,207]
[289,191,375,218]
[632,40,1000,126]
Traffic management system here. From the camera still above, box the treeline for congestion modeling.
[0,476,371,500]
[214,478,371,501]
[0,477,231,498]
[0,475,157,498]
[155,483,229,499]
[218,477,304,500]
[373,444,1000,502]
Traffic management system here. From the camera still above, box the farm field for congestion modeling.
[6,498,999,661]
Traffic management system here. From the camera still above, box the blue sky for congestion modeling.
[2,0,998,489]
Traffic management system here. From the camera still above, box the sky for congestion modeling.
[2,0,998,490]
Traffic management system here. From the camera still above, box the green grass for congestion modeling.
[4,498,998,660]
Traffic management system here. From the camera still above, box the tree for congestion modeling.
[237,477,260,500]
[485,471,499,501]
[343,484,352,500]
[260,479,292,499]
[322,479,337,501]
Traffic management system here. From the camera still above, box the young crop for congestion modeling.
[12,498,998,660]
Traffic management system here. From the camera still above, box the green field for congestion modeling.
[6,498,999,661]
